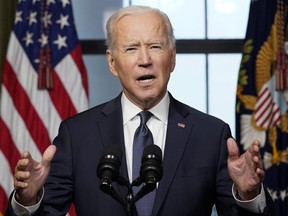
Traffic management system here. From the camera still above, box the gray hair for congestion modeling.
[105,5,175,51]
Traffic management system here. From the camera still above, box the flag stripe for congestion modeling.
[258,107,272,127]
[255,101,272,125]
[255,89,271,117]
[0,118,21,174]
[48,46,89,121]
[48,70,78,120]
[55,53,88,113]
[255,98,272,122]
[0,148,14,214]
[271,105,281,126]
[2,61,51,154]
[0,86,42,160]
[0,186,9,214]
[71,44,89,96]
[6,33,62,141]
[0,149,14,198]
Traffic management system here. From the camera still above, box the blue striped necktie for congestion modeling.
[132,111,155,216]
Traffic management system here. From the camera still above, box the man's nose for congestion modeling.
[138,48,152,66]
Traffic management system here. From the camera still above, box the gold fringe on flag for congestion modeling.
[275,0,288,90]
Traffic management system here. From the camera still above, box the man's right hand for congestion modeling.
[13,145,56,206]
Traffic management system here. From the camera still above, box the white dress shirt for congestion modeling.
[121,92,170,182]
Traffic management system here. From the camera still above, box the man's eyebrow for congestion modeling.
[124,40,140,45]
[145,40,165,45]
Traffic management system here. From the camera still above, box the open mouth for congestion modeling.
[137,75,155,83]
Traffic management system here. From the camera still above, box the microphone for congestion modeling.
[133,144,163,203]
[96,145,122,193]
[140,144,163,186]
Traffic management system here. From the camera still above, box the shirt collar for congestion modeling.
[121,92,170,126]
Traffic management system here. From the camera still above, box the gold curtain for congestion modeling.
[0,0,17,85]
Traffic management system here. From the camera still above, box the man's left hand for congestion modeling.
[227,138,264,200]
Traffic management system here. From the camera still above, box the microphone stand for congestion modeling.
[117,176,155,216]
[116,176,134,216]
[99,179,125,208]
[97,144,162,216]
[100,175,157,216]
[131,177,156,204]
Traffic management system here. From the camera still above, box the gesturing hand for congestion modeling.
[227,138,264,200]
[13,145,56,206]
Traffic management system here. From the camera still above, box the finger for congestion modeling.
[253,142,262,158]
[42,145,57,167]
[253,154,264,170]
[14,180,28,189]
[248,140,261,156]
[16,158,30,172]
[14,170,30,181]
[227,137,239,161]
[16,150,34,171]
[14,171,30,190]
[248,141,263,166]
[253,151,263,163]
[22,151,32,160]
[256,168,265,181]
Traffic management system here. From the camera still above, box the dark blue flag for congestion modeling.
[236,0,288,215]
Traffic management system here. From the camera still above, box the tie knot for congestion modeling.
[139,111,152,125]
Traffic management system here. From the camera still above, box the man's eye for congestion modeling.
[150,45,162,50]
[126,47,136,52]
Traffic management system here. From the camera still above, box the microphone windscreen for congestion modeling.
[97,145,122,181]
[101,145,122,161]
[142,144,162,163]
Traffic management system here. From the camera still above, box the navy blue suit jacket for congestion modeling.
[6,93,274,216]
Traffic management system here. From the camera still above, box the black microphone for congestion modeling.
[140,144,163,186]
[96,145,122,192]
[133,144,163,203]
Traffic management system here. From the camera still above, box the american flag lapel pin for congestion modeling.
[177,123,185,128]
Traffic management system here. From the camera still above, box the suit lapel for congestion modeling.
[152,98,193,215]
[97,94,130,203]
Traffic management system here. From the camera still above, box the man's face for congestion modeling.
[106,12,176,110]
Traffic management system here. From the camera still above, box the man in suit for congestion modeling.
[6,5,275,216]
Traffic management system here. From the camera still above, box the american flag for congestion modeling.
[0,0,89,215]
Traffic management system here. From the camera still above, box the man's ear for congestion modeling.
[170,47,176,72]
[106,49,118,77]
